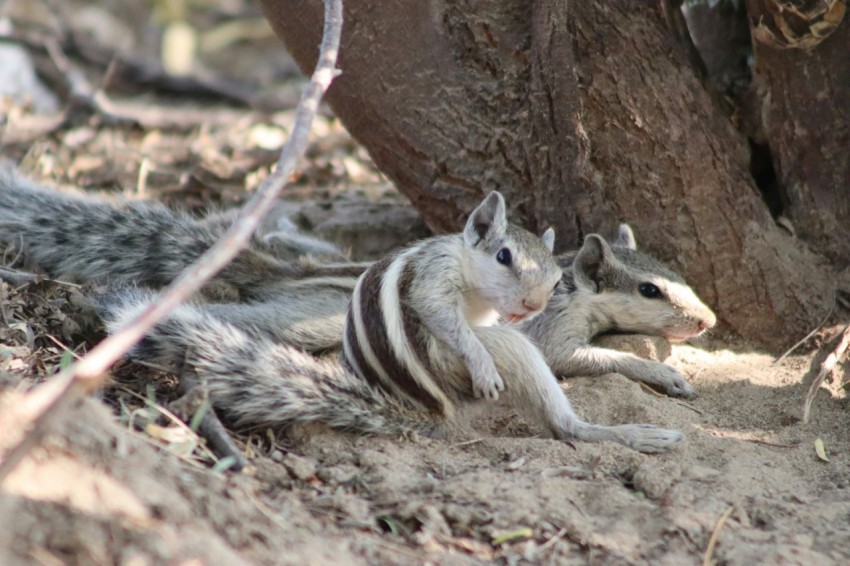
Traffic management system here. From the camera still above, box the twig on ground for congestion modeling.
[538,527,568,552]
[675,401,704,416]
[638,383,665,397]
[0,20,260,147]
[0,0,344,484]
[242,488,292,532]
[41,34,137,129]
[742,439,801,449]
[0,267,81,288]
[775,289,836,365]
[0,24,135,143]
[702,505,734,566]
[2,237,24,268]
[122,427,208,471]
[43,335,87,360]
[117,386,219,464]
[452,438,487,448]
[803,324,850,424]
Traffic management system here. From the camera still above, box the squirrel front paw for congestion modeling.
[472,365,505,401]
[636,362,695,398]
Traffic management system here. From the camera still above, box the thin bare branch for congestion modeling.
[775,289,836,365]
[0,0,344,483]
[803,324,850,424]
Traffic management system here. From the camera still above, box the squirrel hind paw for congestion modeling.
[623,424,684,453]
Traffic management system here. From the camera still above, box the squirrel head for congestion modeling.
[462,191,562,324]
[570,224,716,341]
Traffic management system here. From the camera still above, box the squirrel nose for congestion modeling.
[522,298,542,312]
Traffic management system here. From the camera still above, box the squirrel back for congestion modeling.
[0,166,352,301]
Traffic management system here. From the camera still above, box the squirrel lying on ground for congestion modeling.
[522,225,716,398]
[96,191,683,452]
[0,168,713,450]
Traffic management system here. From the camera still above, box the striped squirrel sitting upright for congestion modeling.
[0,167,714,396]
[342,191,560,403]
[99,191,684,452]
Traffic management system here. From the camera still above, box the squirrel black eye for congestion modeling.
[496,248,512,267]
[638,282,662,299]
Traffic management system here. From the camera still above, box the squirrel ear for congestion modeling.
[613,224,637,250]
[573,234,615,292]
[541,227,555,252]
[464,191,507,246]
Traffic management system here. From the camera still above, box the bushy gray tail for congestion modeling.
[0,167,305,297]
[97,288,441,436]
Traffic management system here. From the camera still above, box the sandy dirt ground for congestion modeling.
[1,1,849,564]
[1,312,849,565]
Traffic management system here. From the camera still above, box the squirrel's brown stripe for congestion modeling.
[346,254,443,412]
[397,261,437,381]
[342,302,377,388]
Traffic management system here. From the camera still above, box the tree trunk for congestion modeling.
[745,0,850,265]
[259,0,833,351]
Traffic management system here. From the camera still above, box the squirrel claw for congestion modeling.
[473,373,505,401]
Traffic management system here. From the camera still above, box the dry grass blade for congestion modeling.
[675,401,704,415]
[803,324,850,424]
[117,386,219,464]
[538,527,568,552]
[702,505,734,566]
[0,0,345,484]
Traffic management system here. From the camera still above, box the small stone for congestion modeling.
[632,461,682,500]
[281,453,318,480]
[316,464,359,485]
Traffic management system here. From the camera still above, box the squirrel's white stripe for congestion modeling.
[346,269,417,405]
[379,245,454,418]
[342,299,366,388]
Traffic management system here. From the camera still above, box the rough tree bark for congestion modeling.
[259,0,833,351]
[745,0,850,265]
